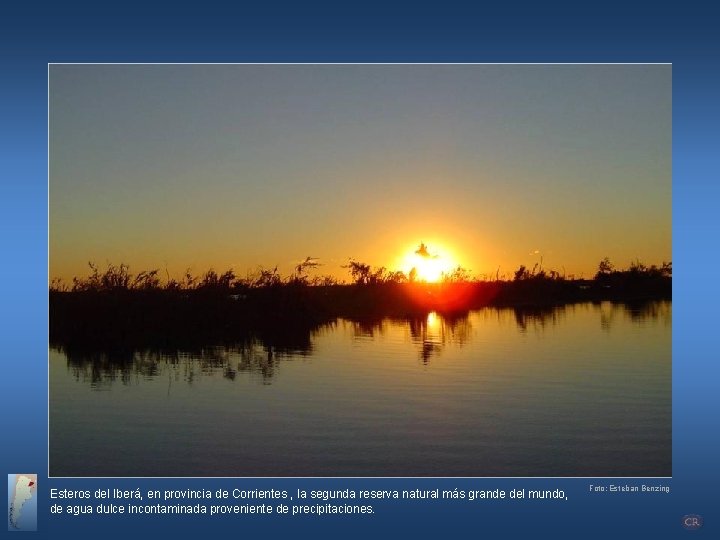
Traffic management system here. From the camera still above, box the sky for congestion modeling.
[49,64,671,283]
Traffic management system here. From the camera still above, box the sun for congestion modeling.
[400,242,457,283]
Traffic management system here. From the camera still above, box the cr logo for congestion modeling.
[682,515,703,530]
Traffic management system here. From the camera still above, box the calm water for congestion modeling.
[50,301,671,477]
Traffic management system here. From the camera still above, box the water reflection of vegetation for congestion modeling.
[513,306,568,332]
[55,301,670,385]
[350,312,473,364]
[58,341,309,388]
[513,301,672,333]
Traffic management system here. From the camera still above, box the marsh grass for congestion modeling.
[50,258,671,351]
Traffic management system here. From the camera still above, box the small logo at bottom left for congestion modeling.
[7,474,38,532]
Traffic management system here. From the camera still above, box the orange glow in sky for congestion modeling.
[49,65,671,284]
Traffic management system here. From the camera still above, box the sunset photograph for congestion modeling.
[49,64,671,477]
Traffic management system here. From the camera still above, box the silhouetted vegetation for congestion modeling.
[50,257,671,352]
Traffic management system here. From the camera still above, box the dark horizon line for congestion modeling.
[50,257,672,291]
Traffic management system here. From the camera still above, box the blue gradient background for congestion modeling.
[1,3,718,538]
